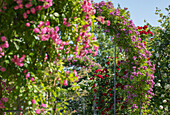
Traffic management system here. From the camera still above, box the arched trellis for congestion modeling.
[89,0,155,114]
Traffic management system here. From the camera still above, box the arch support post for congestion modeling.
[114,44,116,115]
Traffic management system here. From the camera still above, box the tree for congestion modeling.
[145,5,170,114]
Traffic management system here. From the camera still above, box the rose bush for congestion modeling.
[0,0,98,114]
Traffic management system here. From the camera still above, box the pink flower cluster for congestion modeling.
[74,70,81,82]
[12,55,26,67]
[31,99,36,104]
[81,0,96,15]
[34,21,59,42]
[0,1,7,13]
[34,19,97,60]
[31,99,46,114]
[0,36,9,72]
[63,18,71,27]
[13,0,53,19]
[23,69,35,82]
[0,101,5,109]
[0,97,8,109]
[96,16,110,26]
[94,1,113,13]
[63,79,68,86]
[71,0,98,57]
[39,0,53,9]
[32,1,98,61]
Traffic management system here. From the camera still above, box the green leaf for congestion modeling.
[91,40,99,47]
[29,52,34,56]
[54,12,59,17]
[52,90,57,97]
[160,13,163,17]
[14,38,22,42]
[4,60,9,64]
[13,42,19,50]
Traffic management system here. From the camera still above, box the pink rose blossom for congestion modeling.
[18,4,23,9]
[26,73,30,78]
[107,20,110,26]
[26,10,30,14]
[26,23,30,27]
[31,99,36,104]
[35,109,41,114]
[55,26,59,32]
[2,41,9,48]
[23,69,27,73]
[42,103,46,108]
[0,101,5,109]
[0,67,6,72]
[0,52,4,56]
[36,5,42,10]
[34,28,40,33]
[45,21,50,26]
[39,21,44,27]
[133,56,136,60]
[14,6,19,10]
[30,77,34,82]
[16,0,22,4]
[41,108,44,112]
[30,7,36,14]
[41,28,47,34]
[1,36,7,41]
[23,12,27,19]
[25,3,32,8]
[40,35,49,41]
[101,17,105,23]
[88,49,92,53]
[63,79,68,86]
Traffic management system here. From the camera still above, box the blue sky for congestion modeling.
[93,0,169,26]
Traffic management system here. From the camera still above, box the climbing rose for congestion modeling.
[2,41,9,48]
[107,20,110,26]
[31,77,35,82]
[26,73,30,78]
[35,109,41,114]
[31,99,36,104]
[1,98,8,102]
[63,79,68,86]
[34,28,39,33]
[1,36,6,41]
[42,103,46,108]
[26,23,30,27]
[23,69,27,73]
[0,67,6,72]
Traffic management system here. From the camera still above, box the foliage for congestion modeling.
[145,5,170,114]
[0,0,98,114]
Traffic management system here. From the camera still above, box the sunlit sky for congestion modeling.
[93,0,169,26]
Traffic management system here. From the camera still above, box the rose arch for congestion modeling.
[0,0,155,115]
